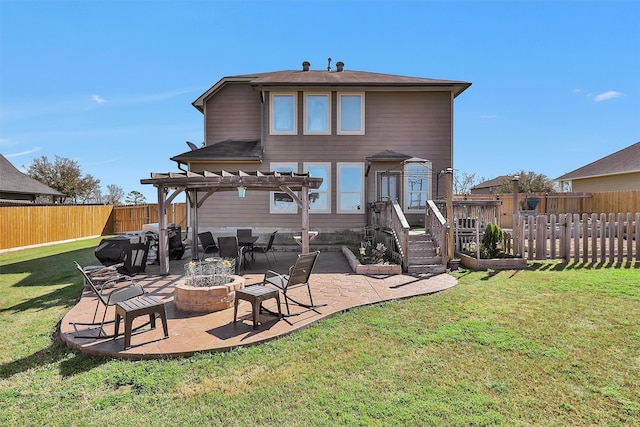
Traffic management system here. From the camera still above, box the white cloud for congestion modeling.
[5,147,41,158]
[572,88,581,94]
[91,94,107,104]
[593,91,624,102]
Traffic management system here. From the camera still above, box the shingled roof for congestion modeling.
[0,154,63,201]
[171,139,262,164]
[555,141,640,180]
[193,66,472,112]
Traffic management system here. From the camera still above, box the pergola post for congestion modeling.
[301,186,310,253]
[157,186,169,276]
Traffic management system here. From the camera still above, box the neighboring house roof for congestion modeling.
[171,139,262,164]
[555,141,640,181]
[471,175,510,191]
[193,67,472,112]
[0,154,63,200]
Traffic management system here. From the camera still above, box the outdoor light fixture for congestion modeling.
[237,186,247,198]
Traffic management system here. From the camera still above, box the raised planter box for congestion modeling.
[456,252,527,271]
[341,246,401,275]
[174,275,245,313]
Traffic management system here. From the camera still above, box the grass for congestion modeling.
[1,240,639,426]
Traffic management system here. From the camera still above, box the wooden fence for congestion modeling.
[511,212,640,263]
[457,190,640,229]
[0,203,187,251]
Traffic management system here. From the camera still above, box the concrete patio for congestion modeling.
[60,249,457,359]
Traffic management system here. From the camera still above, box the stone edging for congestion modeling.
[341,245,401,275]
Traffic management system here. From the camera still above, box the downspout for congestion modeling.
[260,87,265,155]
[365,160,371,226]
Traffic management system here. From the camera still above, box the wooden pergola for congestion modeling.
[141,170,323,275]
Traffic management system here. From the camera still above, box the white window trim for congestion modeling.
[304,162,331,213]
[270,162,298,214]
[337,162,364,214]
[270,92,298,135]
[337,92,365,135]
[303,92,331,135]
[404,162,432,212]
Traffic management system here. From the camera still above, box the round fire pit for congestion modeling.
[174,274,245,313]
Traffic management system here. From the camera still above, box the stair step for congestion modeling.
[407,264,446,274]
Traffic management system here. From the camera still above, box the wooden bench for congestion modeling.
[114,296,169,349]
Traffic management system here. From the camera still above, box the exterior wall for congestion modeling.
[204,83,261,143]
[572,172,640,192]
[196,86,455,243]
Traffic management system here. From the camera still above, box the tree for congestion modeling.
[105,184,125,205]
[454,171,482,195]
[498,170,557,194]
[125,190,146,205]
[26,155,100,203]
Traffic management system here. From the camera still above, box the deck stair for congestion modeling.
[407,230,446,274]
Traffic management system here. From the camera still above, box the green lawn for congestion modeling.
[1,240,639,426]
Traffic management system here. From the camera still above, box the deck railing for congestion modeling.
[426,200,450,263]
[368,200,410,270]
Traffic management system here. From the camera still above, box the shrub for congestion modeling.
[481,222,504,258]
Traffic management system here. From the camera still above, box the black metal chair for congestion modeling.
[197,231,218,260]
[251,230,278,267]
[72,261,146,338]
[262,251,323,316]
[217,236,244,273]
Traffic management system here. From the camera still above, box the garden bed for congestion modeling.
[341,246,401,275]
[456,252,527,270]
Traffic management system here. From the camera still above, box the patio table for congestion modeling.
[238,235,259,268]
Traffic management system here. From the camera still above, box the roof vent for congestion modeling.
[302,61,310,71]
[336,61,344,72]
[327,57,332,71]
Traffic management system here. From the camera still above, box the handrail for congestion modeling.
[426,200,450,264]
[368,200,410,271]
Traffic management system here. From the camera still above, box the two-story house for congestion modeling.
[144,61,470,272]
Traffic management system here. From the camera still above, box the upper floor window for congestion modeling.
[270,93,297,135]
[304,162,331,213]
[337,93,364,135]
[304,93,331,135]
[337,162,364,214]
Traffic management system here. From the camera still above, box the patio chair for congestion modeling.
[71,261,146,338]
[217,236,244,273]
[251,230,278,267]
[262,251,323,316]
[198,232,218,260]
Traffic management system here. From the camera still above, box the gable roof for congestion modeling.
[0,154,63,200]
[471,175,510,190]
[171,139,262,164]
[193,68,472,112]
[554,141,640,181]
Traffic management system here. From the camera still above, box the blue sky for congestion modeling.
[1,0,638,202]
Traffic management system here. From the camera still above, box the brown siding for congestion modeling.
[204,83,261,143]
[195,87,455,237]
[572,172,640,192]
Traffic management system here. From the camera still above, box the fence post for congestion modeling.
[590,213,598,264]
[608,213,615,264]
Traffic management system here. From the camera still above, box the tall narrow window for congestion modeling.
[270,93,297,135]
[270,162,298,214]
[337,162,364,214]
[337,93,364,135]
[304,162,331,213]
[405,162,431,211]
[304,93,330,134]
